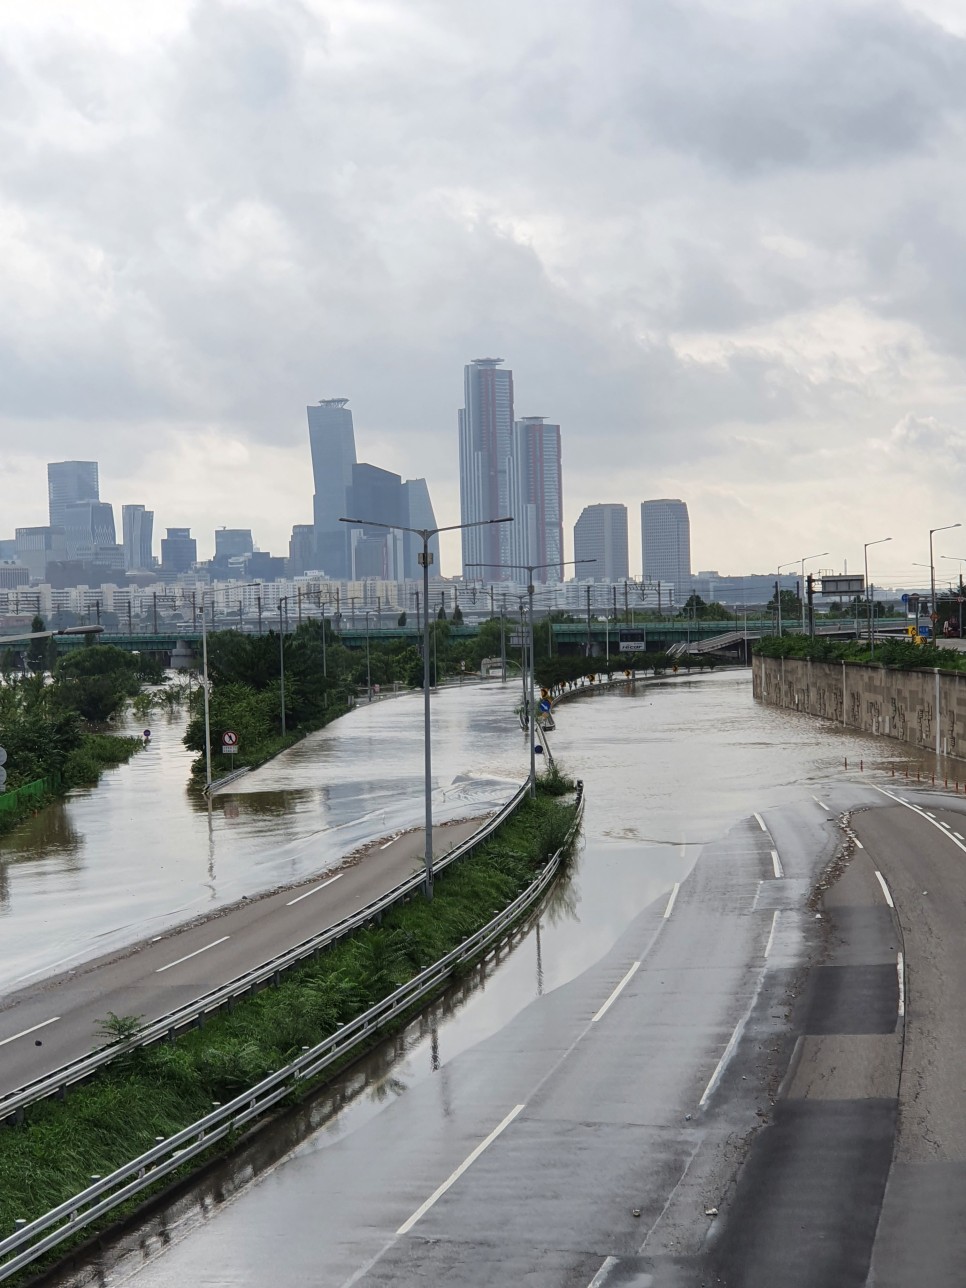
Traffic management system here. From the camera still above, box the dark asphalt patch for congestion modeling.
[804,964,897,1034]
[706,1098,897,1288]
[871,1161,966,1287]
[824,905,899,966]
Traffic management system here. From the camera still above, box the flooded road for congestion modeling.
[0,686,527,993]
[62,670,922,1288]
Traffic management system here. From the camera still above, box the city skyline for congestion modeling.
[3,2,965,586]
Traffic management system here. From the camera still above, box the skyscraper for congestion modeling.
[63,500,116,561]
[458,358,514,579]
[122,505,154,571]
[508,417,563,583]
[573,504,629,582]
[641,499,691,603]
[308,399,357,579]
[400,478,440,581]
[160,527,197,575]
[48,461,99,529]
[348,463,404,580]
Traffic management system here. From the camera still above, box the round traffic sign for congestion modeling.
[222,730,238,747]
[0,746,7,767]
[143,729,151,739]
[901,594,909,604]
[0,766,7,787]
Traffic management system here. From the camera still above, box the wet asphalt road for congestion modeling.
[0,685,527,993]
[49,671,966,1288]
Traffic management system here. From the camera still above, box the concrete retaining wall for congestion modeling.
[752,654,966,759]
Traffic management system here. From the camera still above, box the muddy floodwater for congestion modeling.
[46,668,940,1288]
[0,685,528,992]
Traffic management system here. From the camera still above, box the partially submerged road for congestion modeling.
[50,673,966,1288]
[0,817,483,1099]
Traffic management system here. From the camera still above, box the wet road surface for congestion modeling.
[0,685,527,993]
[47,671,961,1288]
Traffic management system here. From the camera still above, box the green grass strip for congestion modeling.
[0,784,578,1247]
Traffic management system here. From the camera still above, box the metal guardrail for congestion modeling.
[0,782,530,1125]
[0,785,583,1283]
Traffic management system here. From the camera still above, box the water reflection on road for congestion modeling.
[0,686,527,992]
[57,670,929,1288]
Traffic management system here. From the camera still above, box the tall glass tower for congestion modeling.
[308,399,357,579]
[641,499,691,604]
[458,358,514,579]
[47,461,99,529]
[508,417,563,583]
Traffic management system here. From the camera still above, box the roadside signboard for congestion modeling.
[222,730,239,755]
[820,575,864,596]
[619,641,648,652]
[509,634,526,647]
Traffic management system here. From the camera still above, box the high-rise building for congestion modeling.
[160,527,197,574]
[122,505,154,571]
[641,499,691,604]
[458,358,515,579]
[400,478,440,581]
[214,528,254,562]
[573,504,629,582]
[288,524,316,577]
[15,526,68,580]
[508,417,563,583]
[47,461,99,529]
[63,500,116,561]
[308,399,357,579]
[347,463,405,580]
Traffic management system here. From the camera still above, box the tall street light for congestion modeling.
[776,559,798,636]
[364,609,374,701]
[930,523,962,638]
[863,537,891,654]
[468,558,595,797]
[341,514,512,898]
[277,595,290,737]
[800,552,828,633]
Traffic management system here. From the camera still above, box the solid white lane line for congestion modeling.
[754,812,768,833]
[873,786,966,858]
[586,1257,618,1288]
[286,873,343,906]
[897,952,905,1017]
[763,911,780,959]
[396,1103,524,1235]
[155,936,230,974]
[593,961,642,1022]
[0,1017,60,1048]
[770,849,784,879]
[874,870,895,909]
[663,882,680,919]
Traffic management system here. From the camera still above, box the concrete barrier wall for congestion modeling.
[752,654,966,759]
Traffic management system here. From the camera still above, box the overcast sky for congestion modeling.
[3,0,966,585]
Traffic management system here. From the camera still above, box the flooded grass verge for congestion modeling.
[0,782,579,1277]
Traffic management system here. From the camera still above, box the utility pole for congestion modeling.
[586,584,592,656]
[500,609,506,682]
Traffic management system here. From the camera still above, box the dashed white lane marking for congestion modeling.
[927,811,937,819]
[813,795,829,810]
[897,952,905,1017]
[873,786,966,859]
[754,812,768,833]
[396,1103,525,1235]
[956,833,965,841]
[0,1016,60,1047]
[593,961,642,1022]
[286,873,343,906]
[699,964,768,1108]
[874,870,895,908]
[854,839,864,849]
[940,820,951,829]
[763,910,780,959]
[156,936,230,974]
[663,883,680,919]
[586,1257,618,1288]
[771,849,784,879]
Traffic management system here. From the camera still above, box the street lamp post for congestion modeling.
[800,552,828,633]
[364,609,373,701]
[863,537,892,655]
[340,514,512,898]
[277,596,289,736]
[941,555,966,637]
[469,558,595,798]
[777,560,798,636]
[930,523,962,639]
